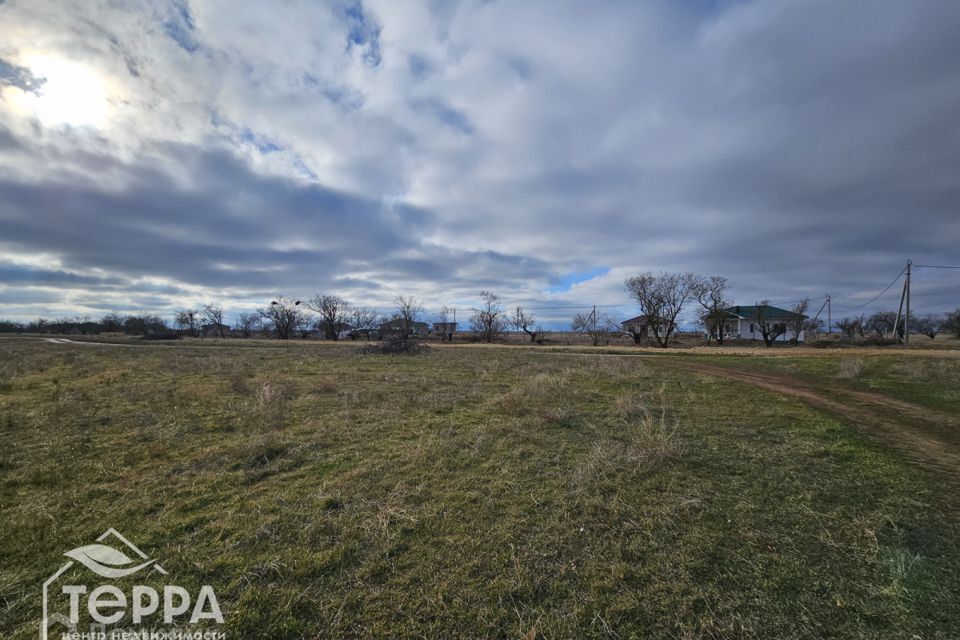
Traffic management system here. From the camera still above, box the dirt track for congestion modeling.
[670,360,960,477]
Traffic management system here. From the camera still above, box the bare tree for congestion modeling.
[307,294,350,340]
[470,290,507,343]
[751,301,788,347]
[236,313,258,338]
[174,309,199,337]
[693,276,731,345]
[124,314,167,336]
[394,295,423,325]
[944,308,960,340]
[916,314,944,340]
[434,305,457,342]
[101,312,125,333]
[787,298,810,344]
[571,311,616,346]
[349,306,381,338]
[386,295,425,340]
[202,302,226,337]
[624,272,699,348]
[258,297,304,339]
[866,311,899,338]
[834,317,858,339]
[512,306,541,343]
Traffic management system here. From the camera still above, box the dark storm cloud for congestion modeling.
[0,142,552,312]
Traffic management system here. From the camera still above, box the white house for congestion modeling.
[621,315,670,339]
[708,305,808,342]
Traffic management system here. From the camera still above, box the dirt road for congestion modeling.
[669,359,960,476]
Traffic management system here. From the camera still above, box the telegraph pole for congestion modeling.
[905,259,912,345]
[826,294,831,335]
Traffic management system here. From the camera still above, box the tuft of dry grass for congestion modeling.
[571,387,679,496]
[250,380,294,430]
[837,357,865,379]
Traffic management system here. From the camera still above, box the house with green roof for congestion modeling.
[708,304,809,343]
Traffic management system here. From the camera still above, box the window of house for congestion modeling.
[750,323,755,333]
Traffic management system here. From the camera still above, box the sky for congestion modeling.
[0,0,958,328]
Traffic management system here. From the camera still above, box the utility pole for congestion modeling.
[905,259,912,345]
[826,295,831,335]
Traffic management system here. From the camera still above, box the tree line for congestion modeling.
[2,272,959,346]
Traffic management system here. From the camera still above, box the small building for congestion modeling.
[432,322,458,341]
[710,305,808,342]
[201,323,232,337]
[379,319,430,338]
[620,315,669,339]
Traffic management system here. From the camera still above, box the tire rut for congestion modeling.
[669,360,960,476]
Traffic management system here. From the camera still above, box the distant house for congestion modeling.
[333,322,354,340]
[379,319,430,338]
[432,322,458,341]
[201,323,232,337]
[710,305,808,342]
[620,315,669,339]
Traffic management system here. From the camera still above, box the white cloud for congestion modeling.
[0,0,958,323]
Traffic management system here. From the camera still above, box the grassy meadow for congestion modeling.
[1,337,959,638]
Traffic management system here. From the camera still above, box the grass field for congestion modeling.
[2,337,959,638]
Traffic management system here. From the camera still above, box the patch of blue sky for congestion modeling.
[410,98,473,135]
[547,266,610,293]
[164,0,198,53]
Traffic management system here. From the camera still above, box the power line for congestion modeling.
[914,264,960,269]
[832,267,906,310]
[764,295,828,307]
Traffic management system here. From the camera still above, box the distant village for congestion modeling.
[3,271,957,347]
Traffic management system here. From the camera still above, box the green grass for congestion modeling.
[1,339,959,638]
[697,352,960,414]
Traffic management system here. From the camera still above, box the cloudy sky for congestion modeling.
[1,0,958,327]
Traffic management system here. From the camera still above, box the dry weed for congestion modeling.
[837,358,864,379]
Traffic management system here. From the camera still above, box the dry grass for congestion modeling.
[837,358,865,379]
[1,339,958,639]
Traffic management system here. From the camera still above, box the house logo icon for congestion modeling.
[41,528,224,639]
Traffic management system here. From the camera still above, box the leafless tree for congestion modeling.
[866,311,898,338]
[236,313,258,337]
[470,290,507,343]
[835,317,858,339]
[394,295,423,325]
[512,306,541,343]
[258,297,304,339]
[624,272,699,348]
[307,294,350,340]
[436,305,452,324]
[693,276,731,345]
[751,301,788,347]
[571,311,617,346]
[434,305,457,342]
[101,312,125,333]
[916,314,944,339]
[201,302,226,337]
[386,295,425,340]
[174,309,199,337]
[349,306,381,338]
[123,314,167,336]
[945,309,960,340]
[787,298,810,343]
